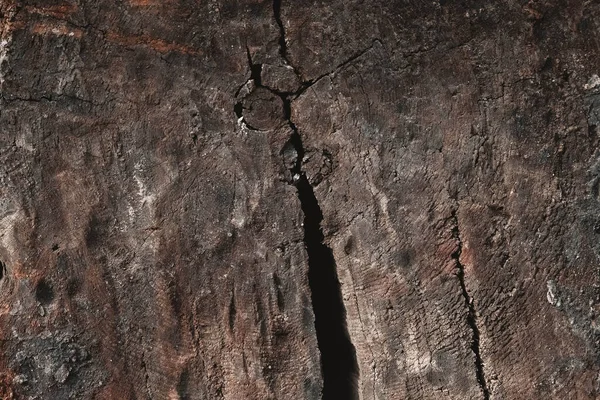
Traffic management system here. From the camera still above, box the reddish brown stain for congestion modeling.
[0,372,15,399]
[31,22,83,38]
[22,5,199,57]
[106,31,202,56]
[25,4,78,20]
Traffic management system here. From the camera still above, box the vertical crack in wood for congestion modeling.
[228,3,361,396]
[288,130,360,400]
[232,61,360,400]
[273,0,299,77]
[452,210,490,400]
[140,353,151,398]
[276,72,359,397]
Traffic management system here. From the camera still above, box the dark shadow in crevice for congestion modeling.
[35,279,54,304]
[296,173,359,400]
[234,11,360,394]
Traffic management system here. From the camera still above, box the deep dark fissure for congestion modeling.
[273,0,293,70]
[233,4,359,394]
[285,107,359,398]
[295,173,359,399]
[233,87,360,398]
[451,212,490,400]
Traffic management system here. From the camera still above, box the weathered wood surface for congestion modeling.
[0,0,599,399]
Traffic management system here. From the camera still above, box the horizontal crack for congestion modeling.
[0,93,95,105]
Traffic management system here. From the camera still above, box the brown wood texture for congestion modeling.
[0,0,599,399]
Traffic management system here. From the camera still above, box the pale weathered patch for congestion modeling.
[584,74,600,91]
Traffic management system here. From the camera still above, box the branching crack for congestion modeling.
[451,210,490,400]
[294,40,382,98]
[277,71,360,400]
[232,4,362,396]
[234,5,360,394]
[272,0,380,98]
[233,49,263,131]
